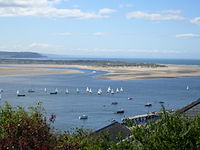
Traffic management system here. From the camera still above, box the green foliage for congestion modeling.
[1,102,200,150]
[113,110,200,150]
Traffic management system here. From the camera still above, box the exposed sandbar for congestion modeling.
[0,64,83,76]
[67,64,200,80]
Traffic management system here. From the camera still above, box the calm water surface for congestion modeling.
[0,67,200,130]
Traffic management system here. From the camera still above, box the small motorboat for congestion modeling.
[79,115,88,120]
[159,101,164,104]
[50,90,58,94]
[128,97,133,100]
[50,88,58,94]
[17,94,26,97]
[116,109,124,114]
[111,102,118,105]
[145,103,152,107]
[17,90,25,97]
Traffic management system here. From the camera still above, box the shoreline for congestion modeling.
[1,64,200,80]
[0,64,83,76]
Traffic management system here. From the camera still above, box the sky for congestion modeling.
[0,0,200,59]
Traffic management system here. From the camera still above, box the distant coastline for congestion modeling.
[0,59,200,80]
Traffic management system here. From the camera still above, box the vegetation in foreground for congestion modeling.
[0,102,200,150]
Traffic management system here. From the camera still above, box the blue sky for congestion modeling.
[0,0,200,59]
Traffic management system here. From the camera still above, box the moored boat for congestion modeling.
[145,103,152,107]
[111,102,118,105]
[79,115,88,120]
[116,109,124,114]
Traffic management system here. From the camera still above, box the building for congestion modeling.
[177,98,200,118]
[92,122,131,142]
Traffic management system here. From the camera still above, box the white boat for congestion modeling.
[116,109,124,114]
[92,70,96,73]
[55,88,58,93]
[89,88,92,93]
[97,89,102,95]
[76,88,80,93]
[107,86,111,93]
[17,90,25,97]
[145,103,152,107]
[79,115,88,120]
[86,87,89,92]
[65,88,69,94]
[120,87,123,92]
[186,85,189,90]
[111,89,114,94]
[116,88,119,93]
[44,88,47,92]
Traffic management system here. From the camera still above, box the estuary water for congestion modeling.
[0,66,200,131]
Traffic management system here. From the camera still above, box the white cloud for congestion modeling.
[0,0,109,19]
[175,33,200,38]
[126,10,185,21]
[93,32,106,36]
[190,17,200,25]
[99,8,116,14]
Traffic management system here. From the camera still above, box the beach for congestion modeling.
[0,64,83,76]
[67,64,200,80]
[1,64,200,80]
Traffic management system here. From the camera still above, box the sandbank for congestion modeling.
[67,64,200,80]
[0,64,83,76]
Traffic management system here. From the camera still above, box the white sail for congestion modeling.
[97,89,102,95]
[107,86,111,93]
[111,89,114,94]
[89,88,92,93]
[120,87,123,92]
[186,85,189,90]
[76,88,80,93]
[86,87,89,92]
[17,90,19,95]
[44,88,47,92]
[55,88,58,93]
[116,88,119,93]
[65,88,69,94]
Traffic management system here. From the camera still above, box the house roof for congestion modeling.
[92,122,131,142]
[177,98,200,114]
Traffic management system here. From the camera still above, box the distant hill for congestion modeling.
[0,51,45,59]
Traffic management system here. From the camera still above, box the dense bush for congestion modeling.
[114,109,200,150]
[1,102,200,150]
